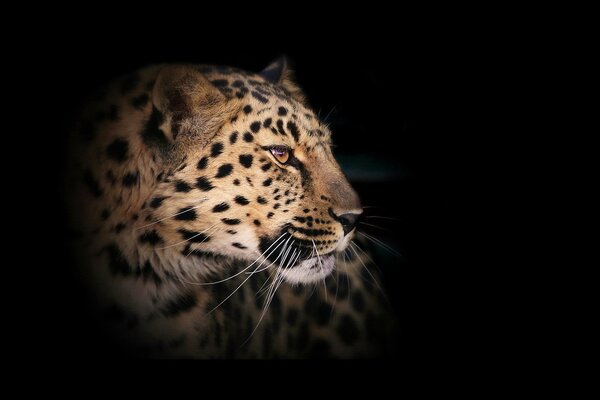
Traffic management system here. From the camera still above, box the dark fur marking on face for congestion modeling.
[231,242,247,249]
[234,195,250,205]
[250,121,261,133]
[83,169,103,197]
[162,293,197,317]
[229,131,238,144]
[211,142,224,157]
[263,118,272,128]
[286,121,300,142]
[276,120,286,135]
[290,226,330,237]
[139,230,163,246]
[278,106,288,116]
[233,179,240,186]
[236,87,249,98]
[174,207,197,221]
[251,91,268,103]
[243,105,252,114]
[215,164,233,178]
[175,180,192,192]
[226,229,237,235]
[253,219,261,226]
[222,218,241,225]
[263,178,273,187]
[239,154,253,168]
[177,228,210,243]
[197,157,209,170]
[261,163,271,172]
[243,132,254,142]
[257,196,268,204]
[196,176,214,191]
[211,79,228,87]
[106,138,129,163]
[212,203,230,213]
[267,212,274,218]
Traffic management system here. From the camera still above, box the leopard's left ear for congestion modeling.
[152,65,239,142]
[260,55,306,104]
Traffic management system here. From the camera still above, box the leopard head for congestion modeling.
[143,58,361,284]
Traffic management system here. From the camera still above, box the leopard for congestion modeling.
[66,56,398,358]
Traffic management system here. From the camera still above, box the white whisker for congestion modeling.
[357,231,403,259]
[206,262,264,315]
[349,241,387,296]
[134,199,208,230]
[180,233,288,286]
[157,223,218,249]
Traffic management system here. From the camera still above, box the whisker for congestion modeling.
[157,223,218,249]
[312,239,327,302]
[363,215,403,222]
[134,198,208,230]
[248,234,292,274]
[359,221,394,235]
[242,248,300,346]
[348,241,386,295]
[357,231,403,259]
[206,262,264,315]
[179,233,289,286]
[256,239,294,296]
[184,227,220,257]
[250,234,294,274]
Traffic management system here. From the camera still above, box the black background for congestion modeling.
[18,15,494,371]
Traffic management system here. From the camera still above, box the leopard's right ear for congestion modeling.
[151,65,239,142]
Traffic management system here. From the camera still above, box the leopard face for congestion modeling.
[142,60,362,284]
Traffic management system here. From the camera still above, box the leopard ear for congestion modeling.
[152,65,238,141]
[260,56,306,104]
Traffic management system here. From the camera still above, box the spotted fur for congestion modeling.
[66,57,397,358]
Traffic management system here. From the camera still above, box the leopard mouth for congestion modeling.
[278,253,336,284]
[258,228,339,283]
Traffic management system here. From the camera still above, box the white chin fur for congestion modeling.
[280,254,336,284]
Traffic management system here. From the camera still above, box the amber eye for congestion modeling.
[270,146,290,164]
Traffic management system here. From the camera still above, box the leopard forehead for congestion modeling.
[198,65,332,148]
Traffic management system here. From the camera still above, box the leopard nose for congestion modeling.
[329,208,362,236]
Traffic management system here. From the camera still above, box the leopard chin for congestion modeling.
[279,253,336,284]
